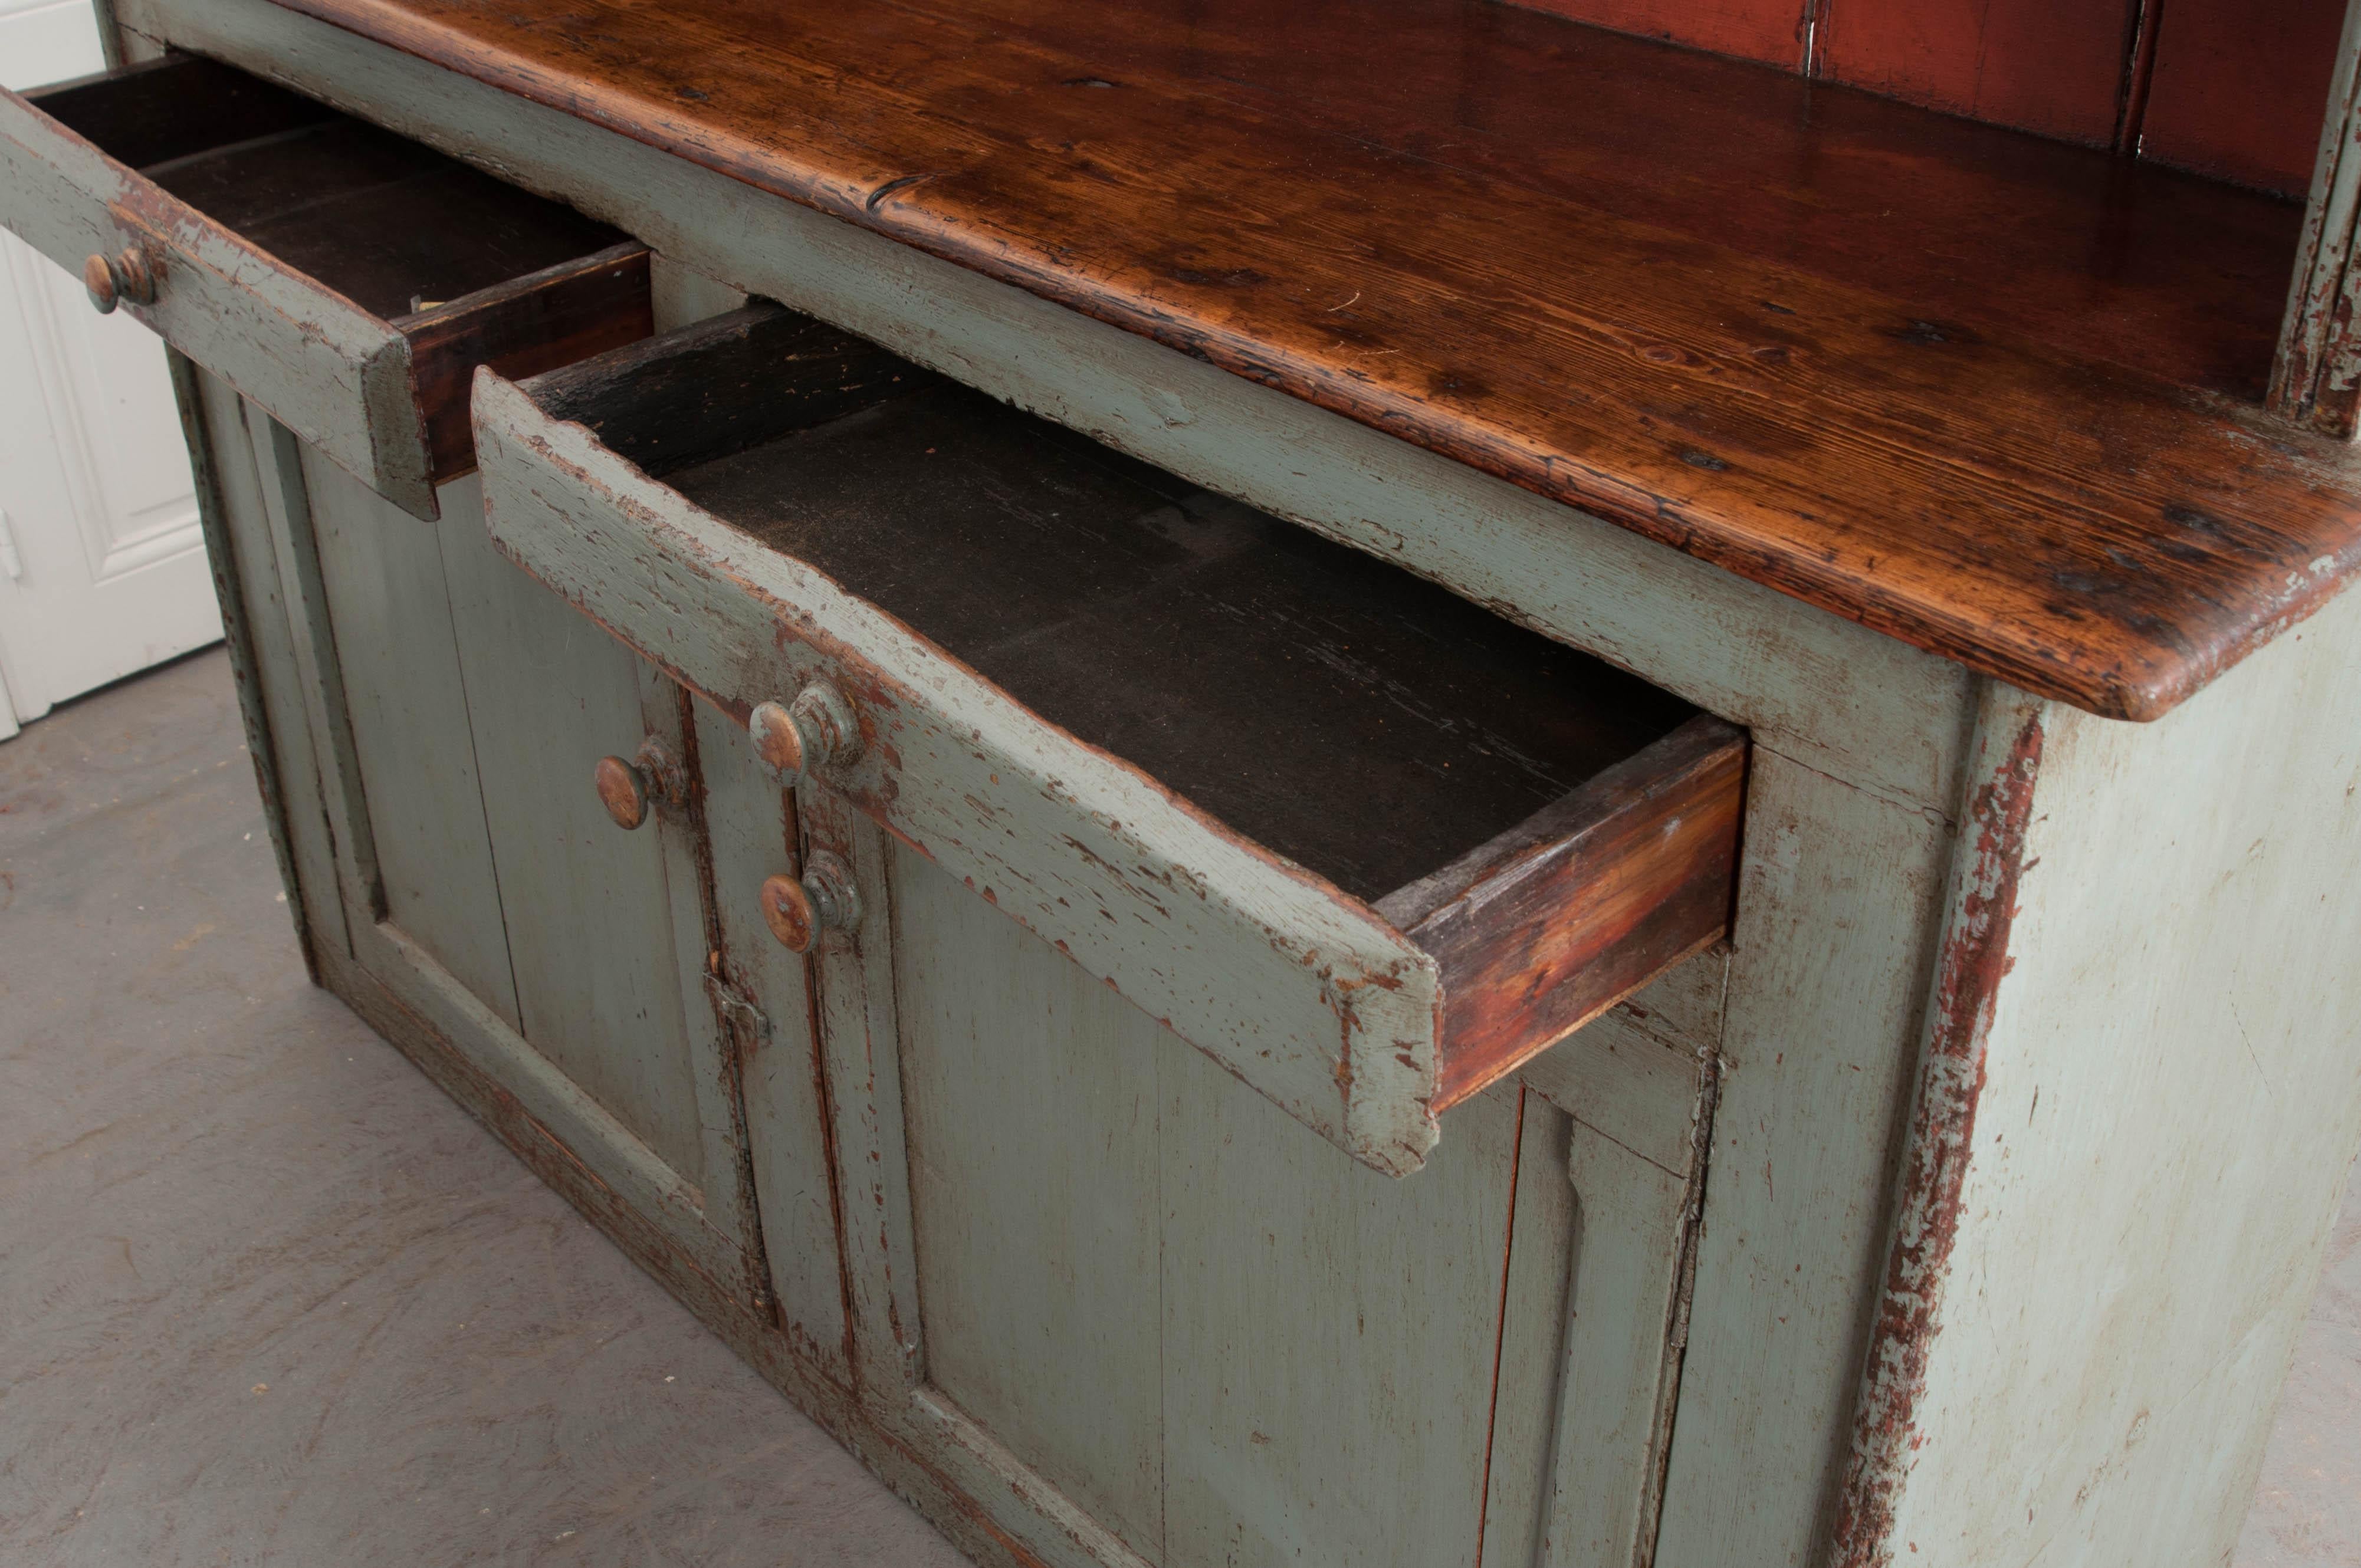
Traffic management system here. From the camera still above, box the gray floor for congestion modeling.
[0,648,2353,1567]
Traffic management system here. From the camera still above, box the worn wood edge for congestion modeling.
[1378,716,1743,928]
[473,366,1447,1175]
[1822,681,2048,1565]
[310,942,1068,1568]
[904,1390,1158,1568]
[1394,718,1745,1112]
[518,298,927,475]
[168,347,318,980]
[214,0,2361,722]
[350,914,752,1291]
[2271,0,2361,437]
[0,79,439,519]
[395,239,654,486]
[112,0,1976,816]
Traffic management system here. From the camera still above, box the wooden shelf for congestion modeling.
[272,0,2361,718]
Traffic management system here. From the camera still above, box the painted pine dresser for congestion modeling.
[8,1,2361,1563]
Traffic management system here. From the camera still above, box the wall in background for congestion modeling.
[1503,0,2347,198]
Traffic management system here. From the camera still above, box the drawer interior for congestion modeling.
[534,308,1700,907]
[35,56,621,321]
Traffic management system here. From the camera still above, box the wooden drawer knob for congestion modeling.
[594,735,685,830]
[82,246,159,314]
[748,682,860,785]
[758,852,860,952]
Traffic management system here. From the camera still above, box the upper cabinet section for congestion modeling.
[240,0,2361,718]
[0,54,652,519]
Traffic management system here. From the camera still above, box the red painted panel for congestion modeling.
[1815,0,2134,145]
[1508,0,1805,70]
[2140,0,2345,196]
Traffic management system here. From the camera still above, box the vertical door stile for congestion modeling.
[1541,1122,1702,1567]
[235,403,382,949]
[180,369,349,970]
[643,669,770,1314]
[798,788,927,1409]
[167,350,312,975]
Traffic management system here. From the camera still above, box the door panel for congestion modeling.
[303,453,518,1027]
[432,497,707,1187]
[883,834,1653,1568]
[893,844,1167,1559]
[1157,1042,1519,1568]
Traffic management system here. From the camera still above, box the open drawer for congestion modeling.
[473,305,1746,1175]
[0,54,652,520]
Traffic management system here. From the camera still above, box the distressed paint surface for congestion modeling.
[0,79,432,515]
[432,488,710,1187]
[2271,0,2361,438]
[1834,591,2361,1564]
[303,449,521,1028]
[472,372,1446,1176]
[693,698,851,1379]
[1653,747,1963,1568]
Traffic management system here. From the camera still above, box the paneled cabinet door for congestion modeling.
[190,375,770,1303]
[784,783,1712,1568]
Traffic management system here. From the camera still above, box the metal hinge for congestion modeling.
[703,972,771,1048]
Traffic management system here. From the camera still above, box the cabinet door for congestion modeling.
[204,387,765,1298]
[785,785,1709,1568]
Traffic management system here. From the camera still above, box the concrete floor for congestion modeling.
[0,647,2353,1567]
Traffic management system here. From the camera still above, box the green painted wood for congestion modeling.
[182,377,760,1304]
[643,670,769,1307]
[1842,611,2361,1562]
[797,793,926,1405]
[303,451,521,1028]
[1545,1120,1695,1565]
[1479,1090,1577,1568]
[238,402,386,948]
[0,75,434,517]
[1654,754,1961,1568]
[432,486,708,1187]
[186,370,350,968]
[890,842,1166,1559]
[1158,1034,1519,1568]
[473,370,1444,1175]
[694,696,851,1378]
[170,349,313,976]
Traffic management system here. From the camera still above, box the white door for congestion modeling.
[0,0,218,739]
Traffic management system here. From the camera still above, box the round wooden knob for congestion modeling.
[82,246,157,314]
[748,682,860,785]
[758,873,817,951]
[758,852,860,952]
[594,754,652,830]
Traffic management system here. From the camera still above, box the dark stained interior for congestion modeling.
[665,380,1696,904]
[37,56,622,323]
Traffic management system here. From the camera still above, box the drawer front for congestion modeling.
[472,371,1446,1176]
[0,58,651,522]
[0,67,428,512]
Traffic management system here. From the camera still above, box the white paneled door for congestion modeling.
[0,0,217,739]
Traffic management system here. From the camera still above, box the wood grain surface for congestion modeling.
[257,0,2361,719]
